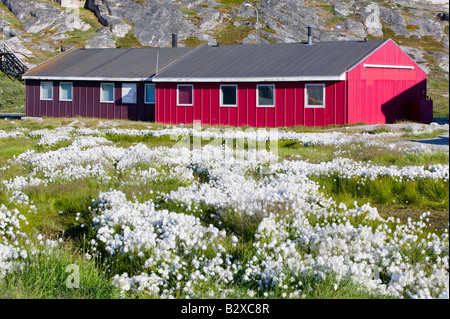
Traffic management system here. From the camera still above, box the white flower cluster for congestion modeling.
[0,203,30,279]
[0,124,448,299]
[275,158,449,181]
[28,127,75,147]
[0,129,26,140]
[91,190,233,297]
[106,126,402,147]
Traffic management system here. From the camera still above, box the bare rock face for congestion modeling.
[1,0,448,80]
[85,27,116,48]
[1,0,90,34]
[362,3,383,37]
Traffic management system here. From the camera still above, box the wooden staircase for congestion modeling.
[1,42,28,80]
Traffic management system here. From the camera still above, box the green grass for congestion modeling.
[0,73,26,112]
[0,117,447,299]
[115,31,144,48]
[0,243,121,299]
[313,174,449,213]
[214,25,253,45]
[180,36,208,47]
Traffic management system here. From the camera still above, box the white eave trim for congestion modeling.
[152,75,346,82]
[22,76,150,82]
[364,64,414,69]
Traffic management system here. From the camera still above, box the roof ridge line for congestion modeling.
[151,45,206,79]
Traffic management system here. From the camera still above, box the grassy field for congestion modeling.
[0,117,448,299]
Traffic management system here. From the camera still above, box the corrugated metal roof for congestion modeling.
[23,47,196,81]
[23,40,388,82]
[153,40,388,81]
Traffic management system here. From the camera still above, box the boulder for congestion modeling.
[85,27,116,48]
[362,3,383,37]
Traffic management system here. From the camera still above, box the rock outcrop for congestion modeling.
[1,0,90,34]
[1,0,448,73]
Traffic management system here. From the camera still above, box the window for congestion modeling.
[177,85,193,106]
[257,84,275,107]
[305,84,325,108]
[122,83,137,104]
[145,84,155,104]
[100,83,114,103]
[40,82,53,100]
[220,85,237,107]
[59,82,73,101]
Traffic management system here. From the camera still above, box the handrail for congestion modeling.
[1,41,28,77]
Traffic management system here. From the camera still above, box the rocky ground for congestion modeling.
[1,1,448,66]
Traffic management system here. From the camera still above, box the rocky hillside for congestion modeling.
[1,0,449,115]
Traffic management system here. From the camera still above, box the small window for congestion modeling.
[257,84,275,107]
[40,81,53,100]
[122,83,137,104]
[220,85,237,107]
[59,82,73,101]
[101,83,114,103]
[177,85,193,106]
[145,84,155,104]
[305,84,325,108]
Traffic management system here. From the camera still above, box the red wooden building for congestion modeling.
[22,38,431,127]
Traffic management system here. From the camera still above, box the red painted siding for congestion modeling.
[346,40,427,124]
[25,80,155,121]
[155,82,346,127]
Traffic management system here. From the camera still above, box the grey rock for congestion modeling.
[344,19,367,38]
[1,25,22,38]
[333,0,351,17]
[362,3,383,37]
[5,36,34,59]
[429,51,449,73]
[31,41,54,52]
[85,27,116,48]
[400,45,431,73]
[21,116,44,122]
[379,6,409,37]
[407,16,446,40]
[2,0,90,34]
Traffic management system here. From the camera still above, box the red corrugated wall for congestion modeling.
[156,81,346,127]
[346,39,427,125]
[25,80,154,121]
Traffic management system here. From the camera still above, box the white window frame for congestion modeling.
[220,84,238,107]
[59,82,73,102]
[256,84,275,108]
[100,83,115,103]
[40,81,53,101]
[145,83,156,104]
[305,83,325,108]
[122,83,137,104]
[177,84,194,106]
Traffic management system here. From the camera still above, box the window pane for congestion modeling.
[122,83,137,104]
[178,85,193,105]
[221,85,237,106]
[101,84,114,102]
[60,83,72,101]
[258,85,274,106]
[307,85,324,106]
[145,84,155,104]
[41,82,53,100]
